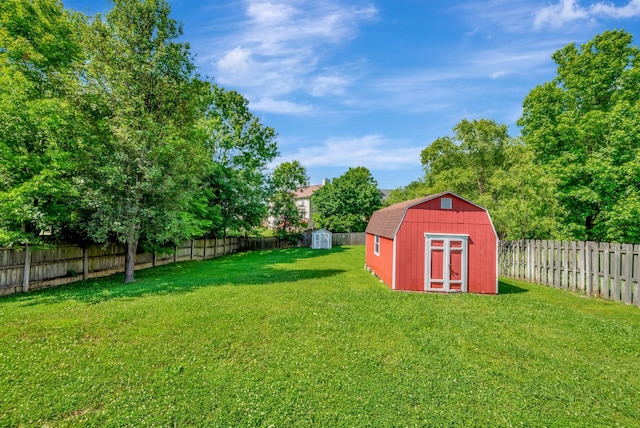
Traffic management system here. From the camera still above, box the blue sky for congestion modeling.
[64,0,640,189]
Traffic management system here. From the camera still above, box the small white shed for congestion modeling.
[311,229,332,249]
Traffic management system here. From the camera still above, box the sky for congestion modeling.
[62,0,640,189]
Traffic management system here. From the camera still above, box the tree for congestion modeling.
[519,30,640,242]
[395,119,563,240]
[0,0,84,246]
[311,167,382,232]
[421,118,509,200]
[200,86,279,237]
[385,179,430,206]
[269,161,309,240]
[487,142,565,242]
[78,0,208,282]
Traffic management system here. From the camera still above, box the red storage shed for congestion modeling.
[365,192,498,294]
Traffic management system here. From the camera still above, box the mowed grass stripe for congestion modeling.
[1,246,639,426]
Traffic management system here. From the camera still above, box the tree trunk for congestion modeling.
[125,238,138,283]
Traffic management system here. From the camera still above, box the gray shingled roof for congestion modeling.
[365,193,445,239]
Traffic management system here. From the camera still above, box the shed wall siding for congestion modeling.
[365,233,394,286]
[394,196,497,294]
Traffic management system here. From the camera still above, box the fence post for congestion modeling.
[592,243,600,296]
[612,243,621,301]
[23,244,31,293]
[527,240,533,282]
[531,240,537,283]
[623,244,633,304]
[553,241,561,288]
[634,244,640,307]
[83,246,89,280]
[541,240,548,286]
[585,242,592,295]
[561,241,569,289]
[570,241,577,290]
[578,241,585,292]
[601,242,610,298]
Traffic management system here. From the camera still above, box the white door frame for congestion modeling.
[424,233,469,292]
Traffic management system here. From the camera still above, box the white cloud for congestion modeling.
[534,0,640,29]
[216,47,254,78]
[591,0,640,17]
[453,1,540,34]
[277,134,422,170]
[365,40,556,112]
[208,1,377,105]
[534,0,588,29]
[310,74,350,96]
[247,1,296,24]
[250,97,314,114]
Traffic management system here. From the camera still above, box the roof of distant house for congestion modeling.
[295,184,323,199]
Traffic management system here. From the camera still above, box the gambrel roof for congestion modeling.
[365,192,489,240]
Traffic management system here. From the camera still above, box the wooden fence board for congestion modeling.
[601,243,610,298]
[570,241,577,290]
[540,240,549,285]
[561,241,569,289]
[553,241,561,288]
[533,240,540,284]
[634,245,640,307]
[612,243,621,301]
[590,242,600,295]
[622,244,633,304]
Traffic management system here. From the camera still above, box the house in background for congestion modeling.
[294,179,329,229]
[271,178,392,231]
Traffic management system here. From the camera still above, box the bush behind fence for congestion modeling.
[0,233,365,296]
[499,239,640,307]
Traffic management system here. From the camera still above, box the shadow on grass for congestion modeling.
[498,280,528,294]
[12,246,351,306]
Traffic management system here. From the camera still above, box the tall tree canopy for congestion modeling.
[421,118,509,199]
[311,167,382,232]
[389,119,562,241]
[269,161,309,240]
[0,0,83,245]
[200,86,279,238]
[78,0,208,282]
[519,29,640,242]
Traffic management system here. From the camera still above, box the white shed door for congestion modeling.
[313,232,330,249]
[425,234,468,292]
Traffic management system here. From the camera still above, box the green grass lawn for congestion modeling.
[1,246,639,427]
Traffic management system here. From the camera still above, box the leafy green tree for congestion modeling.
[200,85,279,237]
[269,161,309,240]
[519,30,640,242]
[393,119,563,240]
[0,0,83,246]
[487,142,565,242]
[421,118,508,199]
[312,167,382,232]
[78,0,208,282]
[385,179,430,205]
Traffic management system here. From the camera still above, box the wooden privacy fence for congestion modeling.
[499,240,640,306]
[0,233,366,296]
[329,232,366,246]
